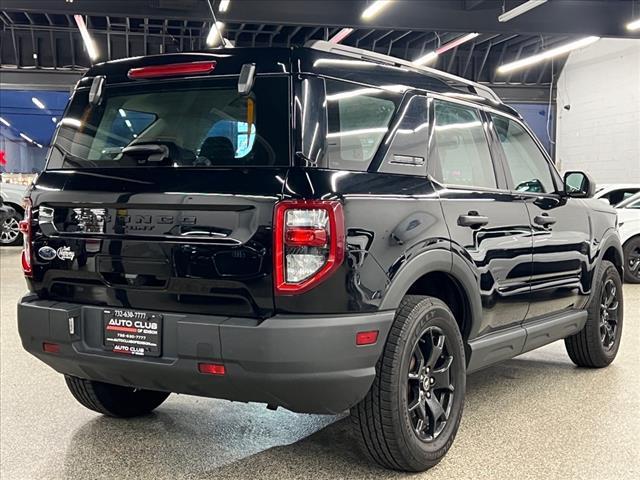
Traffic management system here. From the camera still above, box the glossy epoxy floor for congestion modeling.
[1,247,638,480]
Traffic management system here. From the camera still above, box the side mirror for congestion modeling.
[564,171,595,198]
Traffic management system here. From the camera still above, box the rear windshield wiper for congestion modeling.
[120,144,170,164]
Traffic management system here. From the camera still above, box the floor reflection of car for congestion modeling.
[0,182,27,246]
[616,192,640,283]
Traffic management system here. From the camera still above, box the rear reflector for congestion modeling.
[128,61,217,80]
[198,363,226,375]
[356,331,379,346]
[42,342,60,353]
[19,198,32,277]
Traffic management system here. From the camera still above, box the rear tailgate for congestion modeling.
[28,168,286,317]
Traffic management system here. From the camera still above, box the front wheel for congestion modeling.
[350,296,466,472]
[65,375,170,418]
[565,260,624,367]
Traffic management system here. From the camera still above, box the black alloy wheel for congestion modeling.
[624,240,640,283]
[407,326,456,442]
[599,278,620,350]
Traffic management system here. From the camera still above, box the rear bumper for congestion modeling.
[17,295,394,414]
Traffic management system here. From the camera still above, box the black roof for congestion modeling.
[81,46,520,117]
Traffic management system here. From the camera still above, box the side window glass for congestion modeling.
[490,114,555,194]
[325,80,398,171]
[432,100,496,189]
[379,95,430,174]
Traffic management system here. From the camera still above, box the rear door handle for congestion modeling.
[534,214,557,226]
[458,212,489,227]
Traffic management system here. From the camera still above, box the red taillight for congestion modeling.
[127,61,217,80]
[285,227,328,247]
[274,200,345,295]
[198,363,226,375]
[42,342,60,353]
[356,331,379,346]
[20,198,32,277]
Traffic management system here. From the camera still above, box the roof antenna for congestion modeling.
[205,0,226,48]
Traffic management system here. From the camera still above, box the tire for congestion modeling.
[350,295,466,472]
[623,236,640,283]
[65,375,170,418]
[0,211,22,246]
[565,260,624,368]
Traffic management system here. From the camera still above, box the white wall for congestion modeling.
[556,38,640,184]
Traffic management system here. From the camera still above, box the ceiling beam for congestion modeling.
[2,0,639,38]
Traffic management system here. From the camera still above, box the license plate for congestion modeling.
[103,309,162,357]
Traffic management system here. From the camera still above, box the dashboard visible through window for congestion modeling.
[490,113,555,194]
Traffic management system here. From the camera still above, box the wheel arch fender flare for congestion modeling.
[597,228,624,277]
[378,248,482,340]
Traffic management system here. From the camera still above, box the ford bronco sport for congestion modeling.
[17,42,624,472]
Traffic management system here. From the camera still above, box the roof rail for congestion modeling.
[305,40,501,103]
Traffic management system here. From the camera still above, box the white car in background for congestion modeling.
[0,182,27,246]
[594,183,640,206]
[616,192,640,283]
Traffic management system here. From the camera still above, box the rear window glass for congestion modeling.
[325,80,398,171]
[48,76,289,169]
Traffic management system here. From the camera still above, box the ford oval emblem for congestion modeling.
[38,246,57,261]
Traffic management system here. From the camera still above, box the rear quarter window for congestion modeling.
[325,80,399,171]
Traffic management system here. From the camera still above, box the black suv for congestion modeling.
[17,42,624,472]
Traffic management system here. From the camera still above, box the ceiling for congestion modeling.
[1,0,639,88]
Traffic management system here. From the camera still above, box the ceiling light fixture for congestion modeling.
[362,0,394,20]
[497,36,600,74]
[19,132,35,143]
[219,0,230,12]
[499,0,548,22]
[627,18,640,31]
[330,28,355,44]
[206,21,225,47]
[74,14,99,61]
[32,97,46,109]
[413,51,438,65]
[0,116,10,127]
[413,33,479,65]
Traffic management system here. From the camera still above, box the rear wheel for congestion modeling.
[65,375,170,418]
[565,260,623,367]
[350,296,465,472]
[623,237,640,283]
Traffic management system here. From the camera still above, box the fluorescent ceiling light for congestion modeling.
[0,116,10,127]
[60,118,82,128]
[497,36,600,74]
[627,18,640,31]
[219,0,230,12]
[499,0,548,22]
[125,119,133,129]
[330,28,354,44]
[362,0,394,20]
[206,21,225,47]
[118,109,127,118]
[414,51,438,65]
[437,32,479,54]
[19,132,35,143]
[74,14,98,61]
[413,33,479,65]
[32,97,46,109]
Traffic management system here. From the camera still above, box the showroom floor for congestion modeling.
[1,246,638,480]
